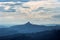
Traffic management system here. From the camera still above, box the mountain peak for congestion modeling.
[25,22,32,25]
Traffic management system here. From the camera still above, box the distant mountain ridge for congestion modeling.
[0,22,60,36]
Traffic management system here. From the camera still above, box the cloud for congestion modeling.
[0,2,16,12]
[0,15,28,24]
[52,15,60,19]
[21,0,60,24]
[0,0,30,2]
[0,0,60,25]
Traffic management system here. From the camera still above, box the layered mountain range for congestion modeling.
[0,22,59,36]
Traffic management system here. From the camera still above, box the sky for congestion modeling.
[0,0,60,25]
[0,0,29,2]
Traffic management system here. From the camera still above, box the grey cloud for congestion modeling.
[33,7,60,14]
[31,0,42,1]
[32,7,55,13]
[0,5,16,12]
[0,0,30,2]
[48,7,60,13]
[53,15,60,18]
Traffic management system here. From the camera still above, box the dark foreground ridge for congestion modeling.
[0,22,60,40]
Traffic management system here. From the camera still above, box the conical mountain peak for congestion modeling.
[25,22,32,25]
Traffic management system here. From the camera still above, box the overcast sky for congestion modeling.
[0,0,60,25]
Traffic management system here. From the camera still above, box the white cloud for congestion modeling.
[4,6,11,10]
[0,0,60,25]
